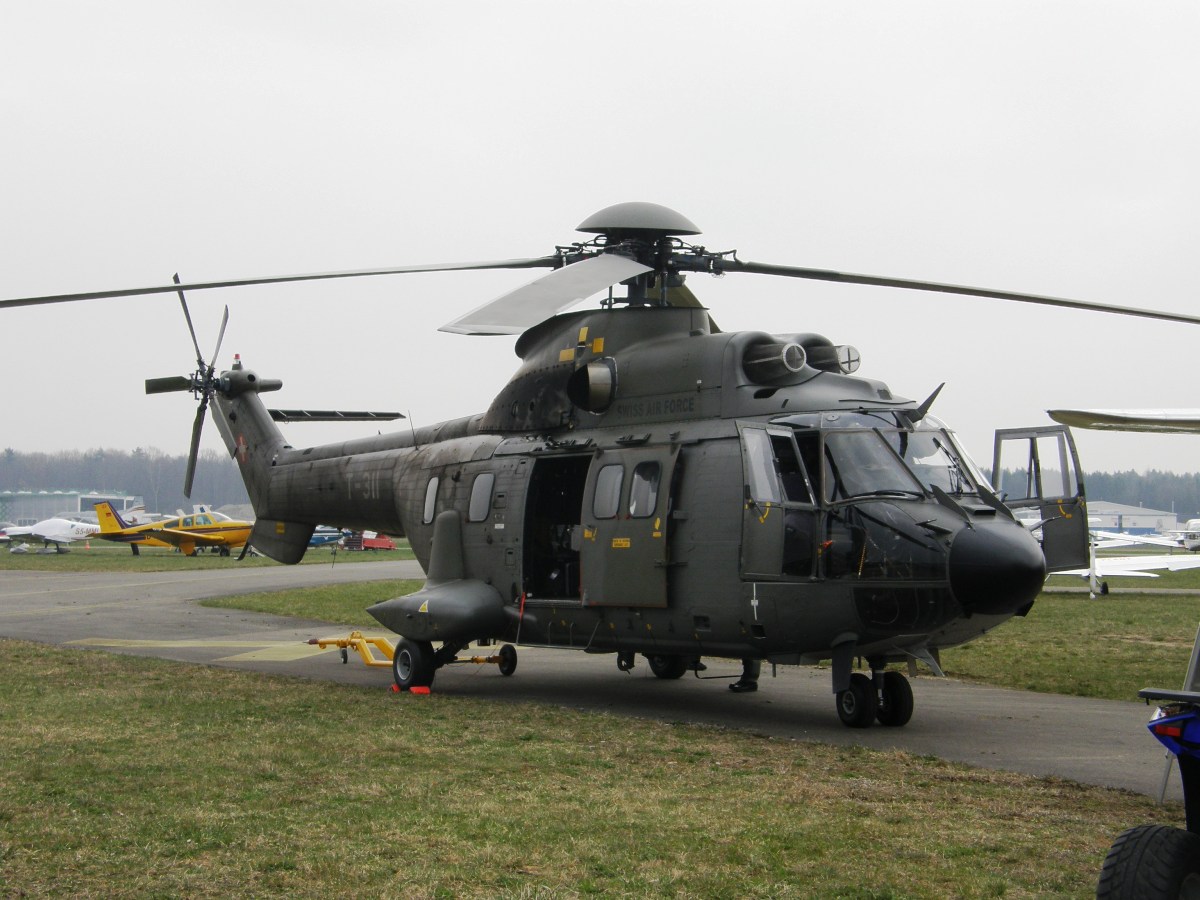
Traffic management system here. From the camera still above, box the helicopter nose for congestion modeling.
[949,523,1046,616]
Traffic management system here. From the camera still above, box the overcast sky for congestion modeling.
[3,1,1198,482]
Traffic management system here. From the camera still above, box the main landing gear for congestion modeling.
[836,669,914,729]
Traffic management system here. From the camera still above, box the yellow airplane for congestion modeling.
[94,502,253,557]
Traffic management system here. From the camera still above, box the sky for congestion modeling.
[2,1,1198,478]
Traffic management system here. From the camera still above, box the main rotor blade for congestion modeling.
[718,259,1200,327]
[440,254,652,335]
[1048,408,1200,433]
[0,257,562,309]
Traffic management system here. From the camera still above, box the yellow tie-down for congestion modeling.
[307,631,517,675]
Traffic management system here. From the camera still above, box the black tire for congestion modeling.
[498,644,518,676]
[645,654,689,680]
[392,638,436,690]
[1097,824,1200,899]
[876,671,914,728]
[836,672,878,728]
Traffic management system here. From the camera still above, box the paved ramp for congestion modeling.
[0,562,1180,801]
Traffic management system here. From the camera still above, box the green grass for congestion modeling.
[0,639,1176,898]
[942,590,1200,700]
[199,579,425,626]
[0,538,415,572]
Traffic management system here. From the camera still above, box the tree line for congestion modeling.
[0,447,250,515]
[5,447,1200,521]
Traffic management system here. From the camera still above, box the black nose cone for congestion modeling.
[949,523,1046,616]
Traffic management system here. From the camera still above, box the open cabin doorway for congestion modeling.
[522,455,590,601]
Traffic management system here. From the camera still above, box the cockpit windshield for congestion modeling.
[822,431,924,502]
[889,428,978,496]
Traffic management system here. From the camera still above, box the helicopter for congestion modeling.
[7,201,1200,727]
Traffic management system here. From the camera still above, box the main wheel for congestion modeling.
[836,673,878,728]
[646,654,689,679]
[498,644,518,676]
[876,671,914,728]
[392,638,436,690]
[1097,824,1200,898]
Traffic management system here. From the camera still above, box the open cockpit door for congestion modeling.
[992,425,1089,572]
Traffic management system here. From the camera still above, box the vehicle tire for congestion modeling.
[1097,824,1200,899]
[498,644,518,676]
[876,670,914,727]
[646,654,689,679]
[392,638,435,690]
[836,672,878,728]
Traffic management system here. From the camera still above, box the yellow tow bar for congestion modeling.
[307,631,518,674]
[308,631,396,667]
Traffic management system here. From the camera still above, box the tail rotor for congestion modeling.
[145,274,230,498]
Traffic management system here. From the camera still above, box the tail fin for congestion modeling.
[93,501,131,533]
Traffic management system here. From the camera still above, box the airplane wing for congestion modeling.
[1056,555,1200,578]
[151,528,231,548]
[1092,530,1188,550]
[1048,409,1200,434]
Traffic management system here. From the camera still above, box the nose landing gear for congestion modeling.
[835,667,914,728]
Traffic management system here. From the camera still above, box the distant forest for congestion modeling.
[4,448,1200,521]
[0,448,250,515]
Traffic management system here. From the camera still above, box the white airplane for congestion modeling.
[1,517,101,553]
[1047,407,1200,592]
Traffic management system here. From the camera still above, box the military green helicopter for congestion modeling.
[7,202,1200,727]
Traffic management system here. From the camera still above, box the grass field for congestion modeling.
[0,538,415,572]
[0,639,1177,898]
[6,550,1200,895]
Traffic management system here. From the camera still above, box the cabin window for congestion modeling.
[629,462,660,518]
[422,477,439,524]
[593,464,623,519]
[195,514,212,526]
[468,473,495,522]
[742,428,781,504]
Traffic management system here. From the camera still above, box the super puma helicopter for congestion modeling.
[8,202,1200,728]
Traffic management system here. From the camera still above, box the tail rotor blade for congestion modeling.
[209,305,230,371]
[145,376,195,395]
[174,274,205,369]
[183,401,207,498]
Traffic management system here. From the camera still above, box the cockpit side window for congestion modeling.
[742,428,781,504]
[770,433,813,504]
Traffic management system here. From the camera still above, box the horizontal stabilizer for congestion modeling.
[267,409,405,423]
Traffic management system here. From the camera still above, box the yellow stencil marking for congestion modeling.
[592,337,605,353]
[275,521,286,534]
[612,537,631,549]
[558,348,575,362]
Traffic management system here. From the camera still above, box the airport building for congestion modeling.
[0,491,143,526]
[1087,501,1177,535]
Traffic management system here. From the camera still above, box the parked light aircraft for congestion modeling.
[5,203,1200,726]
[93,501,252,556]
[0,517,100,552]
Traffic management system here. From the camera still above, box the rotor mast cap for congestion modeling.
[576,202,701,239]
